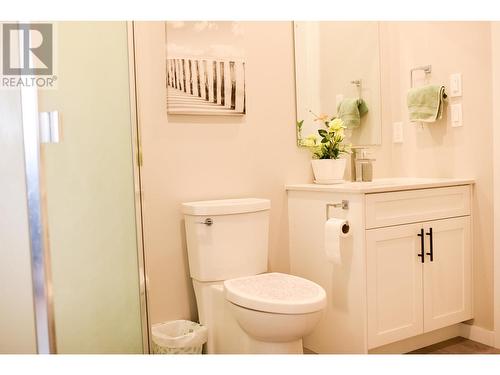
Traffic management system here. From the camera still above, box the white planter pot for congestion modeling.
[311,158,346,183]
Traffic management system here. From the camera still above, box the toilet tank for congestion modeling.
[182,198,270,282]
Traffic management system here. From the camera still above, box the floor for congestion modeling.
[408,337,500,354]
[304,337,500,354]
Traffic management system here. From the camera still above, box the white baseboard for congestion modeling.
[459,323,495,347]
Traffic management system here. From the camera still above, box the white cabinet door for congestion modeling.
[366,223,424,349]
[423,216,472,332]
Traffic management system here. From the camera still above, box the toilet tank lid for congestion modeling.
[182,198,270,216]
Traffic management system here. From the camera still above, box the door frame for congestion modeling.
[127,21,151,354]
[493,22,500,349]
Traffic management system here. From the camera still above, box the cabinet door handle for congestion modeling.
[417,228,425,263]
[426,227,434,262]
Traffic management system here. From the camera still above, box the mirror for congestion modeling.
[294,21,382,147]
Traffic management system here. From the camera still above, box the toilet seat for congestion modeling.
[224,272,326,314]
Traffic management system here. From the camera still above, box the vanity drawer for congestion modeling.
[365,185,471,229]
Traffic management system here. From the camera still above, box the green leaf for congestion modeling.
[318,129,327,137]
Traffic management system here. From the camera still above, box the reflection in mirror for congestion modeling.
[294,21,382,147]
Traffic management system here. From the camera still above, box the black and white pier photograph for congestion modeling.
[165,21,246,115]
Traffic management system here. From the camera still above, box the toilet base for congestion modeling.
[193,280,304,354]
[233,337,303,354]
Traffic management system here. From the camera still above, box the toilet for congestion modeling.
[182,198,326,354]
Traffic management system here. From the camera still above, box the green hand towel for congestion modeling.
[337,98,369,129]
[407,85,447,123]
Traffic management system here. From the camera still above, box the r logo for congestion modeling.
[2,23,53,75]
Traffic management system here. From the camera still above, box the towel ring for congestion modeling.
[410,65,447,98]
[410,65,432,88]
[350,79,362,99]
[409,65,448,128]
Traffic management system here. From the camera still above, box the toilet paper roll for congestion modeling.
[324,218,351,264]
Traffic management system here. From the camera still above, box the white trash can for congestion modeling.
[151,320,208,354]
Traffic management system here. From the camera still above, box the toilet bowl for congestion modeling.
[183,198,327,353]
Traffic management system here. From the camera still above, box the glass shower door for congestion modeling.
[38,21,147,354]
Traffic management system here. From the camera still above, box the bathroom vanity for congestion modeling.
[286,178,474,353]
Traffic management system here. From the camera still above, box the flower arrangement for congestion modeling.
[297,111,350,159]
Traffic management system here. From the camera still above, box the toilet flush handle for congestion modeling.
[196,218,213,226]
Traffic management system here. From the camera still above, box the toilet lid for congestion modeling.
[224,273,326,314]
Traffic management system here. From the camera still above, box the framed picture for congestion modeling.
[165,21,246,115]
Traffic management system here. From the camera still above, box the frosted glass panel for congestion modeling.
[37,22,144,353]
[0,86,38,354]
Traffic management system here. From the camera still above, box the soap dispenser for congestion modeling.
[350,148,375,182]
[359,149,376,182]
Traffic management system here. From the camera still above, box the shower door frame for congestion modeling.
[127,20,152,354]
[19,26,57,354]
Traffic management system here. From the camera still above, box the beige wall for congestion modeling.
[136,21,494,331]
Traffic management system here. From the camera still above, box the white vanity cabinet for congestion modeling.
[366,216,472,348]
[286,178,474,353]
[365,185,472,348]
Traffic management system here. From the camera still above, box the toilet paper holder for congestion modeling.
[326,200,349,220]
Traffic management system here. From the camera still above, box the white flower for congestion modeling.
[328,118,345,133]
[302,134,318,147]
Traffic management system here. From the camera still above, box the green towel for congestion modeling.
[336,98,369,129]
[407,85,447,123]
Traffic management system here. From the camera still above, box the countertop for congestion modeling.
[285,177,475,194]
